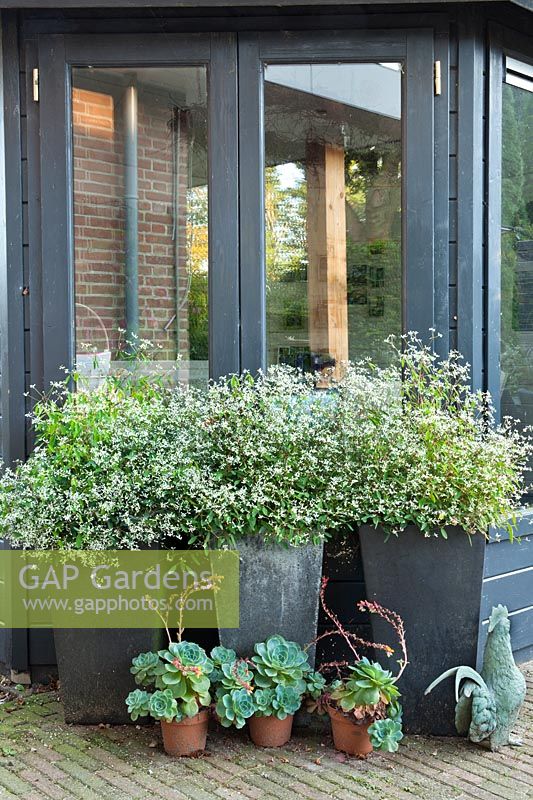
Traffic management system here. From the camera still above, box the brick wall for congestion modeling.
[73,85,192,361]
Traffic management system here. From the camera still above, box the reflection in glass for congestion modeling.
[264,63,402,372]
[501,78,533,484]
[72,66,208,385]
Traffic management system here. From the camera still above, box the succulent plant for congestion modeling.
[252,684,302,719]
[387,699,403,722]
[158,641,213,706]
[130,651,164,687]
[329,658,400,712]
[252,688,275,715]
[125,689,151,721]
[126,641,213,725]
[214,660,254,698]
[271,685,302,719]
[306,670,327,700]
[148,689,180,723]
[252,635,310,692]
[368,718,404,752]
[216,688,255,729]
[210,646,237,683]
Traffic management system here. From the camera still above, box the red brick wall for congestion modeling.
[73,85,191,361]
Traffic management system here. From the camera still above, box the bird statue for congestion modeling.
[424,605,526,751]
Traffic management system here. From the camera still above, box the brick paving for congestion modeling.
[0,663,530,800]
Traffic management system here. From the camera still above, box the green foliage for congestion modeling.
[329,658,400,712]
[126,641,213,724]
[252,635,309,692]
[214,660,254,698]
[216,688,255,729]
[210,635,313,728]
[178,369,346,548]
[0,374,186,550]
[158,642,213,709]
[2,335,528,550]
[335,333,532,537]
[368,718,404,752]
[254,685,302,720]
[148,689,180,723]
[130,652,163,686]
[210,646,237,683]
[125,689,151,722]
[188,271,209,361]
[306,670,327,700]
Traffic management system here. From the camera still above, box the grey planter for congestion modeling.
[359,525,486,736]
[54,627,162,724]
[217,537,324,667]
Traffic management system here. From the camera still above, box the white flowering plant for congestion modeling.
[334,333,532,538]
[170,368,349,548]
[0,366,347,550]
[0,374,189,549]
[0,334,529,549]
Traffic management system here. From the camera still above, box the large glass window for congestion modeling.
[72,67,208,385]
[264,63,402,372]
[500,58,533,484]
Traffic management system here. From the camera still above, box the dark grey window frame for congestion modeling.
[486,24,533,419]
[238,28,436,372]
[36,32,240,385]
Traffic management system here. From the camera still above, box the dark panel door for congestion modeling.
[37,32,239,389]
[238,29,436,373]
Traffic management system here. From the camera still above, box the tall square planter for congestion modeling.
[217,537,323,667]
[54,627,162,724]
[359,525,486,735]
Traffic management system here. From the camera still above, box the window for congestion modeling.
[72,67,209,386]
[500,56,533,483]
[263,62,402,372]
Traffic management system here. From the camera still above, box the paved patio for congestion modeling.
[0,663,531,800]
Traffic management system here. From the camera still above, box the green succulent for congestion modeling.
[160,641,213,673]
[148,689,179,723]
[306,670,327,700]
[271,685,302,719]
[251,684,303,719]
[387,700,403,722]
[252,635,309,692]
[368,718,404,752]
[210,646,237,683]
[130,651,164,687]
[252,688,275,716]
[214,659,254,698]
[216,688,255,729]
[125,689,151,721]
[126,641,214,724]
[158,641,213,705]
[330,658,400,712]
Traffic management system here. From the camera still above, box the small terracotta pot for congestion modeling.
[160,710,209,756]
[327,706,373,757]
[248,714,294,747]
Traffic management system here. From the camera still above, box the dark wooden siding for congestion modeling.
[0,3,532,674]
[478,516,533,664]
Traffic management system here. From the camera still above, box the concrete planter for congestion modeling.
[359,525,486,736]
[217,537,323,666]
[54,627,162,724]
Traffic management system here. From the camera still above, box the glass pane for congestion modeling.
[501,76,533,485]
[72,66,208,386]
[264,63,402,372]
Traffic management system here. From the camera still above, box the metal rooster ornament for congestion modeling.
[425,605,526,750]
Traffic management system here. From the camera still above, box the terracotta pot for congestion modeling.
[248,714,294,747]
[327,706,373,756]
[160,710,209,756]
